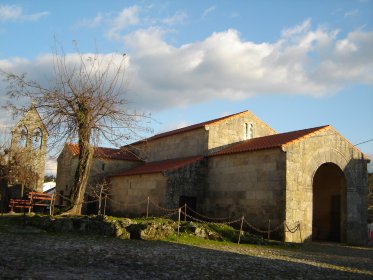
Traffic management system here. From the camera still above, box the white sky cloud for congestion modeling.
[1,20,372,113]
[282,18,311,37]
[120,22,373,110]
[75,14,103,28]
[106,6,140,40]
[162,11,187,25]
[45,158,57,175]
[0,5,49,22]
[202,6,216,19]
[344,9,359,17]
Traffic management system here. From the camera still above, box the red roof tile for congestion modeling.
[66,143,142,161]
[128,111,249,146]
[110,156,204,177]
[210,125,330,157]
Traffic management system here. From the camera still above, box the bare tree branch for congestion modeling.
[1,45,151,214]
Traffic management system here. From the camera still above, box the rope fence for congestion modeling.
[41,193,302,242]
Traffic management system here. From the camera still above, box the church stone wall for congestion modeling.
[136,129,208,162]
[207,112,276,154]
[89,159,142,182]
[109,173,167,217]
[55,146,142,207]
[284,126,369,245]
[205,149,286,231]
[55,147,77,205]
[165,159,207,210]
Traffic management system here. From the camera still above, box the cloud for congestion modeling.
[0,5,49,22]
[75,14,103,28]
[202,6,216,19]
[1,20,372,113]
[282,18,311,37]
[106,6,140,40]
[344,9,359,17]
[119,22,373,110]
[45,158,57,175]
[162,11,187,25]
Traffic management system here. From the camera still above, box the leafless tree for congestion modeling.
[87,177,111,216]
[1,46,150,215]
[7,148,40,196]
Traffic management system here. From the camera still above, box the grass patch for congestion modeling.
[0,214,299,249]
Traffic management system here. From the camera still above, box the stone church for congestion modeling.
[56,110,369,245]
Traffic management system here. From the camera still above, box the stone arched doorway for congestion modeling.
[312,162,346,242]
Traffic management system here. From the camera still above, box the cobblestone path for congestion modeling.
[0,230,372,279]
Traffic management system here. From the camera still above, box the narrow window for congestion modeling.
[244,123,253,140]
[32,128,42,149]
[102,163,105,171]
[248,123,253,139]
[18,126,28,147]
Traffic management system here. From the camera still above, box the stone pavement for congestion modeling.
[0,230,372,279]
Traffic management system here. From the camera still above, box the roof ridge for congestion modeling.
[65,143,142,161]
[210,125,330,157]
[282,125,330,147]
[110,155,204,177]
[128,110,249,146]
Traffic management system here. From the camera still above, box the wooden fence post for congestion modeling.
[238,216,244,245]
[298,222,303,243]
[177,207,181,242]
[146,196,150,218]
[50,194,55,216]
[103,194,107,216]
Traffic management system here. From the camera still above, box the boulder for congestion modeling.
[126,220,176,240]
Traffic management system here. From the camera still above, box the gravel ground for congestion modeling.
[0,228,372,279]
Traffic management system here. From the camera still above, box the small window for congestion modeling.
[102,163,105,171]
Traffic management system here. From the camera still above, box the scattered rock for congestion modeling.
[126,220,176,240]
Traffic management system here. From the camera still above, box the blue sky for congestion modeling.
[0,0,372,173]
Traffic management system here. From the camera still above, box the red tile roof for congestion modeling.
[66,143,142,161]
[129,110,249,146]
[110,156,204,177]
[210,125,330,157]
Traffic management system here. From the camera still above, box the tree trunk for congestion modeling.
[64,138,94,215]
[98,185,102,216]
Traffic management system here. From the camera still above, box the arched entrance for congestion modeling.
[312,162,346,242]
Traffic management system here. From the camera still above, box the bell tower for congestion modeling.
[9,105,48,193]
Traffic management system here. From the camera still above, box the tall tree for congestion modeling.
[1,48,150,215]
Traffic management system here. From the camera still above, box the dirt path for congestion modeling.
[0,230,372,279]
